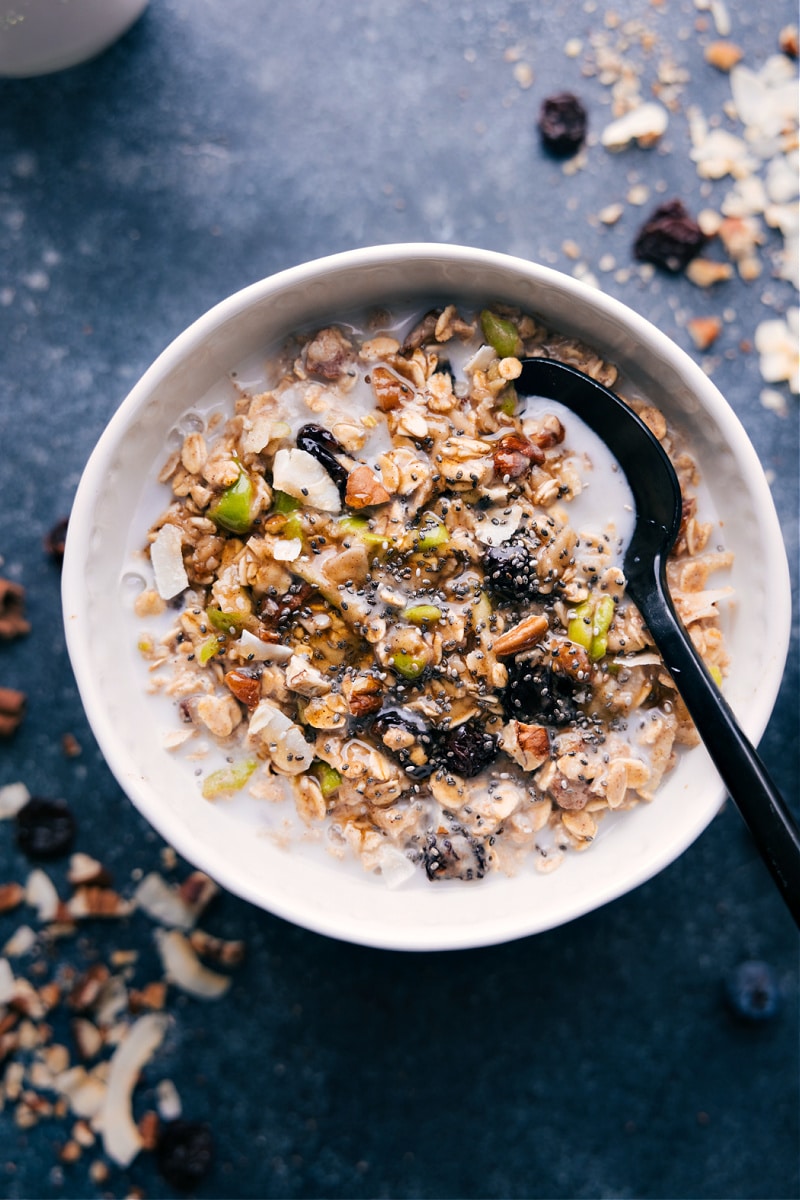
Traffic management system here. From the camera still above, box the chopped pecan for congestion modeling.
[304,326,354,380]
[548,641,591,680]
[516,722,550,762]
[492,432,544,479]
[0,580,30,639]
[344,674,383,717]
[528,414,565,449]
[0,687,26,737]
[0,882,24,913]
[345,465,391,509]
[402,309,442,352]
[370,365,415,412]
[492,613,549,657]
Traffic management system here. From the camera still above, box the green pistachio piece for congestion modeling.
[208,468,255,534]
[589,595,615,661]
[310,759,343,797]
[499,385,518,416]
[201,757,258,800]
[281,513,303,541]
[391,651,427,681]
[415,519,449,552]
[338,515,395,550]
[207,607,246,635]
[272,489,300,514]
[198,635,223,665]
[480,309,522,359]
[567,600,594,651]
[402,604,442,625]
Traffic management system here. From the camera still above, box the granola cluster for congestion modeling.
[136,304,732,883]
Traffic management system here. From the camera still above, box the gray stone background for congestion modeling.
[0,1,797,1197]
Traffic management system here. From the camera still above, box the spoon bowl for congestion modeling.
[516,357,800,926]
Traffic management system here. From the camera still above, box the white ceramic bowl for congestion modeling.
[63,244,791,951]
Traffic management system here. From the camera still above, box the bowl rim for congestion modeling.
[62,242,792,950]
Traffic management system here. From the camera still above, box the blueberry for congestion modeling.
[724,960,781,1022]
[439,719,498,778]
[15,797,76,860]
[156,1120,214,1192]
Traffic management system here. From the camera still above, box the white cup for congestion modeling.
[0,0,149,77]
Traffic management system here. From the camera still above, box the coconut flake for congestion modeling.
[156,1078,182,1121]
[3,924,37,957]
[601,103,669,150]
[273,537,302,562]
[0,957,15,1004]
[134,873,196,930]
[473,504,524,547]
[154,929,231,999]
[237,628,293,663]
[0,781,30,819]
[150,524,189,600]
[25,868,60,922]
[271,448,341,513]
[99,1013,168,1166]
[246,699,314,774]
[374,845,417,889]
[56,1066,108,1120]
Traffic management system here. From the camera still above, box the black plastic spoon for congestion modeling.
[516,357,800,926]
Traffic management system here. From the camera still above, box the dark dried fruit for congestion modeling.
[258,581,316,628]
[502,662,578,726]
[156,1120,214,1192]
[724,961,781,1022]
[438,719,498,778]
[296,423,349,497]
[633,200,707,273]
[483,540,545,605]
[538,92,588,157]
[423,829,487,881]
[371,710,441,780]
[16,797,77,860]
[44,517,69,564]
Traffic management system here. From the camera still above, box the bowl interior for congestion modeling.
[63,245,791,950]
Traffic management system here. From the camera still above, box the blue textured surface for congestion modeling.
[0,2,797,1197]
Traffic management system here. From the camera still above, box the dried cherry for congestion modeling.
[633,200,707,273]
[438,719,498,778]
[538,93,588,157]
[15,797,77,860]
[502,662,578,726]
[156,1120,214,1192]
[296,423,349,497]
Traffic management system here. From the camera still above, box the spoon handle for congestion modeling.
[630,568,800,927]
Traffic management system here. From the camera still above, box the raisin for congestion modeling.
[371,710,441,780]
[16,797,77,860]
[44,516,69,565]
[296,423,349,497]
[156,1120,214,1192]
[633,200,707,273]
[502,662,578,726]
[438,720,498,778]
[538,92,588,157]
[483,541,545,605]
[258,582,316,628]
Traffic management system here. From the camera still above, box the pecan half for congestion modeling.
[0,687,26,737]
[492,433,544,480]
[492,613,549,657]
[345,465,391,509]
[0,580,30,639]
